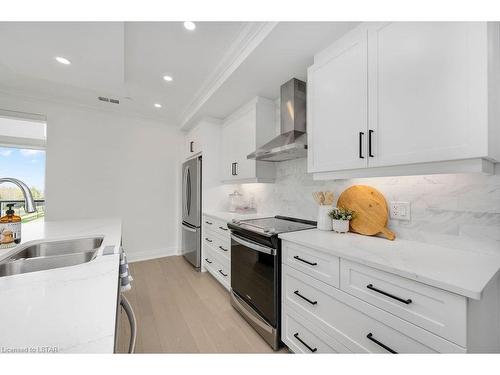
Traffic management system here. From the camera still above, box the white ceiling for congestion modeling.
[0,21,248,123]
[0,21,358,126]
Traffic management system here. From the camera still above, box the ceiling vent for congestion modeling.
[98,96,120,105]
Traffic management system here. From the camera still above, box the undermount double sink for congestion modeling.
[0,237,103,277]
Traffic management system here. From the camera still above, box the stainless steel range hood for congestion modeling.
[247,78,307,162]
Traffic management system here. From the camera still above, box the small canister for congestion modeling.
[317,205,333,231]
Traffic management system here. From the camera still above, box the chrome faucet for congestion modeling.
[0,177,37,213]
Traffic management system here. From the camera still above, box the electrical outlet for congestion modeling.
[390,201,411,221]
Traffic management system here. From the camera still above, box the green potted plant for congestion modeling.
[328,207,355,233]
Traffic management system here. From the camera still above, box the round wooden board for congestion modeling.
[337,185,396,241]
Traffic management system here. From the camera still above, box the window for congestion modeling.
[0,110,46,222]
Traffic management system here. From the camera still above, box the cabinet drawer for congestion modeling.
[203,216,230,238]
[214,235,230,260]
[204,231,230,260]
[339,259,466,346]
[283,308,350,353]
[283,241,340,288]
[215,257,231,283]
[283,265,464,353]
[204,250,230,290]
[203,246,218,272]
[203,233,217,249]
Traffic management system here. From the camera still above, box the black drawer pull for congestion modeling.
[219,246,228,252]
[293,333,317,353]
[205,258,212,264]
[366,284,412,305]
[366,333,397,354]
[205,221,213,225]
[218,226,228,231]
[294,290,317,305]
[218,269,228,277]
[205,238,212,243]
[293,255,317,266]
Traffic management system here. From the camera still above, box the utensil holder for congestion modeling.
[317,205,333,231]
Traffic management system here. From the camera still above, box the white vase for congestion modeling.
[332,219,349,233]
[317,205,333,231]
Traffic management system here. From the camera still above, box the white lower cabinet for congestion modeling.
[282,308,351,353]
[202,214,231,290]
[281,240,500,353]
[339,259,466,346]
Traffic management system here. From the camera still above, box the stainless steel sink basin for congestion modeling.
[4,237,103,261]
[0,250,98,277]
[0,237,103,277]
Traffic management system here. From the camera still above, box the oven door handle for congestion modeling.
[231,233,276,256]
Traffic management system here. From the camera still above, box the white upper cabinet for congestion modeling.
[184,125,201,159]
[368,22,489,167]
[221,97,276,183]
[308,22,500,179]
[307,27,368,172]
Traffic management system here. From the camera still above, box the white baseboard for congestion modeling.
[127,246,179,263]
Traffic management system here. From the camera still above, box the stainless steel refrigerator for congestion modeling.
[181,156,202,269]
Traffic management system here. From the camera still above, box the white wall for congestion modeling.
[218,158,500,252]
[0,92,183,261]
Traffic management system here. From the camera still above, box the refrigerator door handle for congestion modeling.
[182,165,188,217]
[187,167,191,216]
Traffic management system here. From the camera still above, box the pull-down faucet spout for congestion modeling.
[0,178,37,213]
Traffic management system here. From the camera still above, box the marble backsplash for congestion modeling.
[219,158,500,249]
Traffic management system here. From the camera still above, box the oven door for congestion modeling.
[230,232,278,326]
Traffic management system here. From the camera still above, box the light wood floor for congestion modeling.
[117,256,280,353]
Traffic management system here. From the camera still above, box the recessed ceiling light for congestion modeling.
[55,56,71,65]
[154,103,162,108]
[183,21,196,31]
[163,75,173,82]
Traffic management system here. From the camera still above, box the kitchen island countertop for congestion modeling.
[0,218,122,353]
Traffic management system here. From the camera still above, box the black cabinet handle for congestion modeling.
[218,269,228,277]
[219,245,228,252]
[234,162,238,176]
[205,258,212,264]
[368,129,374,157]
[294,290,318,305]
[293,255,317,266]
[190,141,194,153]
[359,132,365,159]
[293,333,317,353]
[205,238,212,243]
[218,226,228,231]
[205,221,213,225]
[231,162,236,176]
[366,284,412,305]
[366,333,397,354]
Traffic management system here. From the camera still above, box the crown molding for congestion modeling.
[178,22,278,130]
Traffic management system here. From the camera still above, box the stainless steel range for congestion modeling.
[227,216,316,350]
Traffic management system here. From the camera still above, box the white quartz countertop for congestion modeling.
[279,229,500,300]
[203,211,276,223]
[0,218,122,353]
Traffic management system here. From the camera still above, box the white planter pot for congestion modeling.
[317,205,333,231]
[332,219,349,233]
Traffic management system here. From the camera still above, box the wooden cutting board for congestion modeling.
[337,185,396,241]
